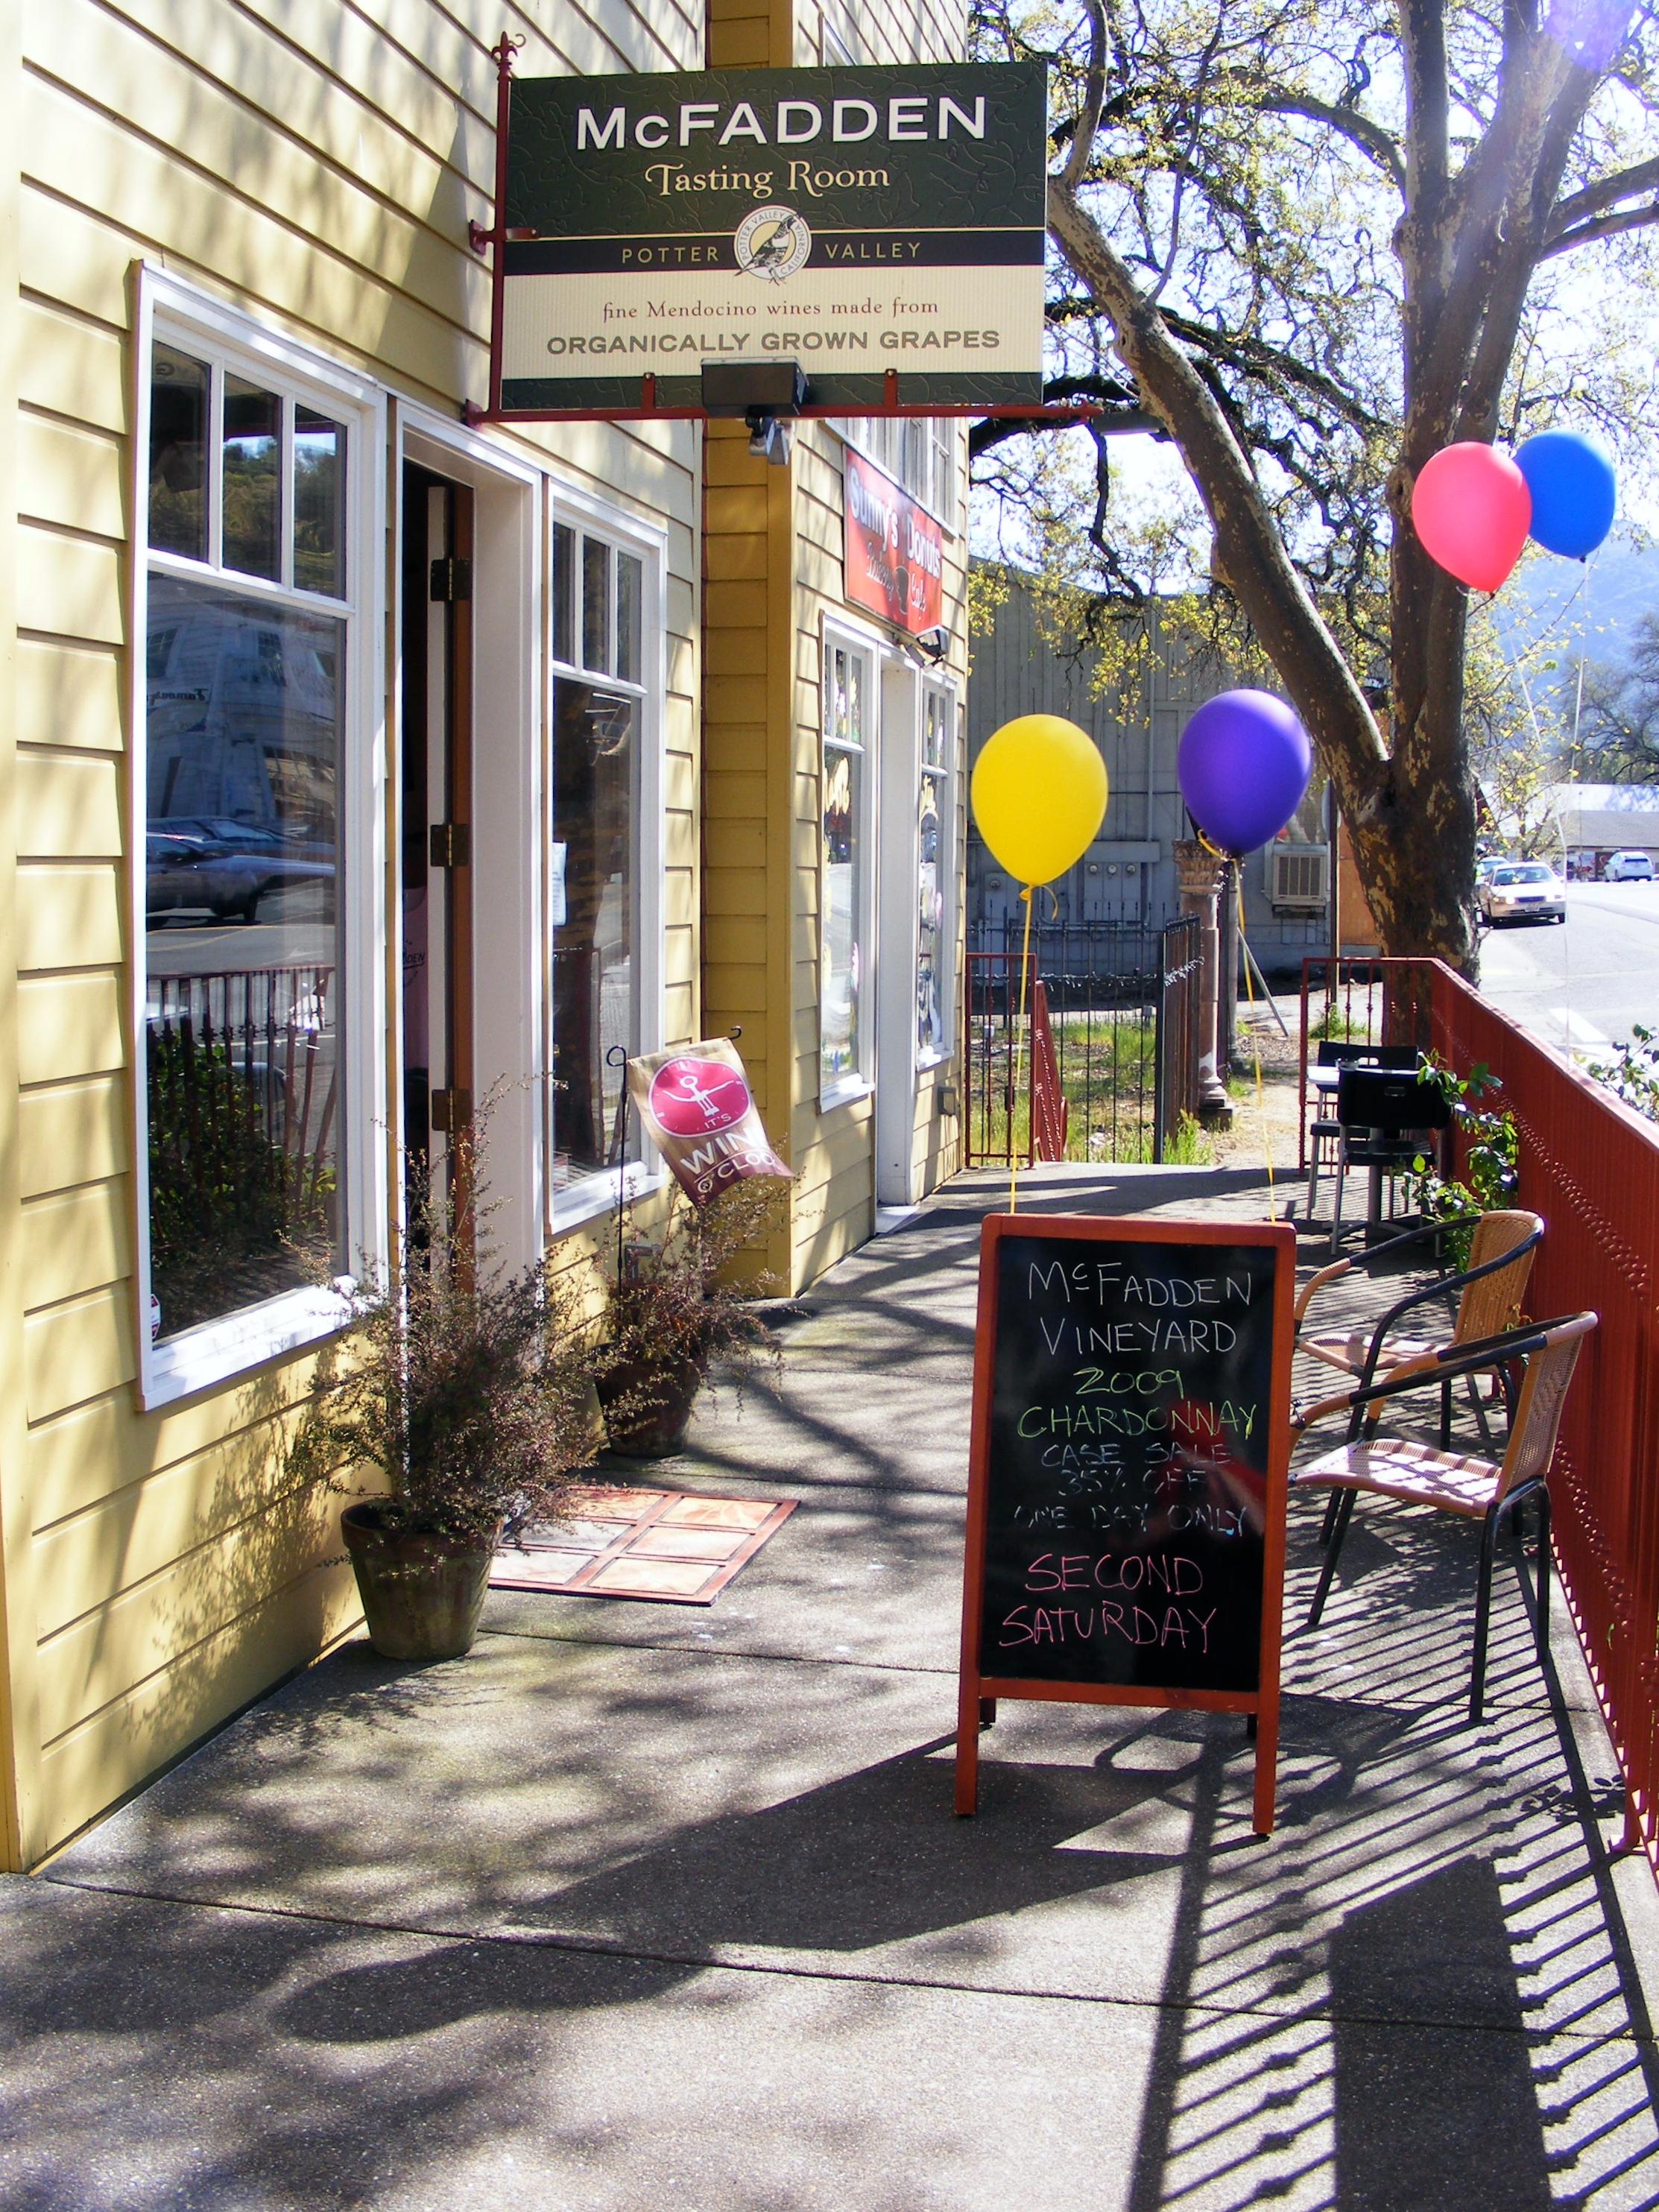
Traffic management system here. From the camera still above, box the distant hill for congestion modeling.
[1492,531,1658,680]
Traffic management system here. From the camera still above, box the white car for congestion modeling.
[1479,861,1567,926]
[1603,850,1655,882]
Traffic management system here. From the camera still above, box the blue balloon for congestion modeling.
[1515,432,1617,559]
[1177,691,1313,856]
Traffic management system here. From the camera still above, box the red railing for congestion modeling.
[1377,960,1659,1875]
[1029,980,1067,1163]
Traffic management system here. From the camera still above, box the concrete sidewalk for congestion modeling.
[4,1164,1658,2210]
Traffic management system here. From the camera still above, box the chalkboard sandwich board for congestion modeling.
[955,1213,1296,1835]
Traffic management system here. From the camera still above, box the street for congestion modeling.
[1477,879,1659,1061]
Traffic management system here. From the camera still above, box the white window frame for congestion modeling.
[834,416,958,534]
[820,619,879,1110]
[545,482,669,1236]
[130,268,388,1409]
[917,677,958,1069]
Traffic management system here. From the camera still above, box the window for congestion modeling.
[836,414,959,531]
[549,518,653,1204]
[136,290,381,1404]
[917,684,955,1061]
[822,634,873,1098]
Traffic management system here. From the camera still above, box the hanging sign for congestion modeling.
[496,63,1048,414]
[955,1213,1295,1836]
[843,447,944,634]
[627,1039,792,1207]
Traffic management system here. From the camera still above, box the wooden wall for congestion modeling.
[6,0,702,1868]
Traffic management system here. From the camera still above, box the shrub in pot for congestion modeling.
[593,1181,783,1459]
[300,1126,603,1661]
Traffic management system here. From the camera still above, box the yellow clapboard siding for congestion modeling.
[28,13,481,340]
[24,77,482,403]
[701,719,769,773]
[20,1076,128,1201]
[25,1283,135,1420]
[21,1184,130,1315]
[706,579,768,626]
[18,298,127,436]
[17,637,124,753]
[704,962,767,1016]
[16,750,122,862]
[707,675,768,724]
[18,971,124,1084]
[704,531,771,582]
[31,1419,324,1644]
[705,770,768,821]
[704,626,768,678]
[705,818,769,870]
[19,181,134,330]
[30,1353,319,1529]
[17,525,123,647]
[710,16,771,61]
[704,871,769,917]
[35,1558,361,1852]
[19,412,125,541]
[704,486,771,536]
[18,865,124,972]
[707,916,768,966]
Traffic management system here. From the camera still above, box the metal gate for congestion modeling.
[964,917,1202,1167]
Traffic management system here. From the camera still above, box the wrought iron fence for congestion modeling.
[964,917,1203,1166]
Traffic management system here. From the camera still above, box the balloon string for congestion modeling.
[1009,886,1034,1214]
[1235,868,1276,1218]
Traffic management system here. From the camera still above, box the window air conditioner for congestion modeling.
[1271,844,1330,910]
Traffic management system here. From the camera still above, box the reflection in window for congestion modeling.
[822,640,868,1090]
[144,574,344,1339]
[917,686,952,1059]
[223,376,282,581]
[552,523,575,665]
[148,348,209,561]
[294,407,346,597]
[551,677,636,1191]
[583,534,610,673]
[616,551,642,684]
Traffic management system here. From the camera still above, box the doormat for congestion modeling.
[489,1485,797,1605]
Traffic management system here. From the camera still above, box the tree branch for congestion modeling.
[1257,92,1408,195]
[1061,0,1107,192]
[1548,151,1659,237]
[1541,200,1659,256]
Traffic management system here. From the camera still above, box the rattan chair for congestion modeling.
[1292,1311,1597,1719]
[1295,1210,1543,1447]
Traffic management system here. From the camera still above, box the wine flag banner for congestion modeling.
[627,1040,792,1207]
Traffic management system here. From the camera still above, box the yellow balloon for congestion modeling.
[970,714,1108,886]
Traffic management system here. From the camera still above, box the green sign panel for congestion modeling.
[497,63,1048,414]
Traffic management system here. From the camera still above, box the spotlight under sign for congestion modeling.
[474,55,1049,420]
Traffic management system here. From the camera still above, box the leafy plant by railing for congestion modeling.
[1409,1053,1520,1266]
[1587,1024,1659,1127]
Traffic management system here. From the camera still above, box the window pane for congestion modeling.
[616,550,642,684]
[222,377,282,581]
[821,743,861,1085]
[923,688,947,768]
[552,523,575,664]
[551,678,635,1190]
[294,407,346,598]
[917,767,944,1056]
[145,573,344,1340]
[582,536,610,673]
[149,345,209,561]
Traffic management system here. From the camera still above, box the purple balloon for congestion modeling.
[1178,690,1313,856]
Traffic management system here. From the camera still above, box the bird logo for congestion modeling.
[734,205,812,282]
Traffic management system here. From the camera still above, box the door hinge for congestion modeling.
[429,821,472,870]
[429,554,472,603]
[430,1087,473,1134]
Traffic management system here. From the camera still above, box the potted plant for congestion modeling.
[593,1181,783,1459]
[301,1125,603,1662]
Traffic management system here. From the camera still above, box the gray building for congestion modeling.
[967,568,1333,973]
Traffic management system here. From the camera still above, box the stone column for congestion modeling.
[1175,840,1233,1123]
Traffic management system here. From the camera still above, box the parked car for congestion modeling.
[1603,850,1655,882]
[1479,861,1567,926]
[145,835,266,924]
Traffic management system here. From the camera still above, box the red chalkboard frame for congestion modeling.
[955,1212,1298,1836]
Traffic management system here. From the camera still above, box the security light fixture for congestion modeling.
[700,361,809,418]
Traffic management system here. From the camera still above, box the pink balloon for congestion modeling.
[1411,442,1532,591]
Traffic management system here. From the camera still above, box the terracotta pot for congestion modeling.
[595,1354,705,1459]
[340,1501,499,1661]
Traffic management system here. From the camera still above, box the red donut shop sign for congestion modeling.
[627,1039,792,1207]
[844,449,943,636]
